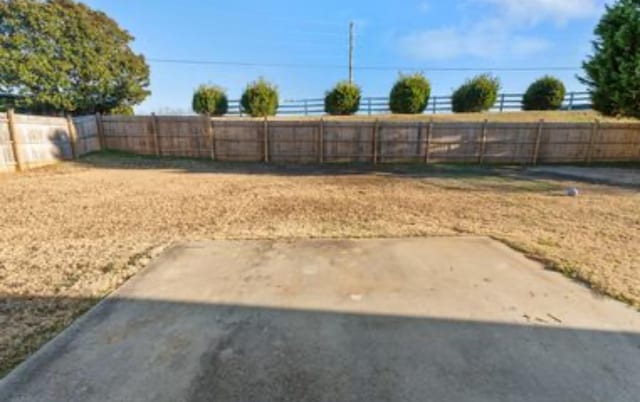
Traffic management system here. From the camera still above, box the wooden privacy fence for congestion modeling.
[100,115,640,165]
[2,112,640,172]
[0,111,100,172]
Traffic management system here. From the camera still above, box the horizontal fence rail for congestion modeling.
[226,92,591,116]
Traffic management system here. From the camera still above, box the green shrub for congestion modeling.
[522,76,566,111]
[240,78,279,117]
[451,74,500,113]
[324,81,361,115]
[389,73,431,114]
[192,85,228,116]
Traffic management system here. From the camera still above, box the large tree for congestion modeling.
[0,0,150,115]
[580,0,640,117]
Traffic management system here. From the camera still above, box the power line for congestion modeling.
[146,58,581,72]
[210,10,347,27]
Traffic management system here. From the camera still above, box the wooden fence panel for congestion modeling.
[0,115,15,172]
[483,123,538,164]
[593,123,640,162]
[102,116,155,155]
[429,123,482,163]
[268,120,318,163]
[379,122,424,163]
[156,116,209,159]
[213,120,263,162]
[538,123,592,163]
[73,115,101,156]
[323,121,375,163]
[13,114,72,169]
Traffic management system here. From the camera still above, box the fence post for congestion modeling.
[499,94,505,112]
[368,98,372,115]
[203,114,215,161]
[586,119,599,165]
[95,112,105,150]
[568,92,575,110]
[263,117,269,163]
[7,109,24,172]
[432,96,437,114]
[478,119,488,164]
[372,119,379,165]
[531,119,544,165]
[210,119,217,161]
[65,114,78,159]
[318,118,324,164]
[425,119,433,164]
[150,113,160,156]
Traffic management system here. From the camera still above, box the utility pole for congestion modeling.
[349,21,354,83]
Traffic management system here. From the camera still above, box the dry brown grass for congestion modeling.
[1,153,639,375]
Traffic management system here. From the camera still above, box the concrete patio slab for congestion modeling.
[1,237,639,401]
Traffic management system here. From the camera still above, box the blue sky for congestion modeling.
[84,0,611,114]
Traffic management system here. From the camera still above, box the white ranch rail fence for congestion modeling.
[225,92,591,116]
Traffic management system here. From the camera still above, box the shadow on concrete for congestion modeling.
[2,296,639,402]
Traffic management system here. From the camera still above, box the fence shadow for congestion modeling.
[75,150,528,178]
[1,295,639,401]
[69,151,640,194]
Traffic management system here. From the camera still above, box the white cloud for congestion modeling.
[478,0,602,25]
[399,27,550,61]
[397,0,604,61]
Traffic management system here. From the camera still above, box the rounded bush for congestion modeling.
[192,85,228,116]
[389,73,431,114]
[324,81,361,115]
[451,74,500,113]
[240,78,279,117]
[522,76,566,111]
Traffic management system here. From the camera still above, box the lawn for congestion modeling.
[1,153,639,376]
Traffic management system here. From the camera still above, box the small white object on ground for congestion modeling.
[566,187,579,197]
[350,294,363,301]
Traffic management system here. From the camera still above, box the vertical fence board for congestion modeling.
[6,110,22,171]
[425,120,433,164]
[0,114,16,172]
[66,115,78,159]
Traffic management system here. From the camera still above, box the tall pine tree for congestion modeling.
[581,0,640,117]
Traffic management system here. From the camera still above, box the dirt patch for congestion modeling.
[1,153,639,375]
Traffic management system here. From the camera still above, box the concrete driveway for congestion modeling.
[2,237,639,401]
